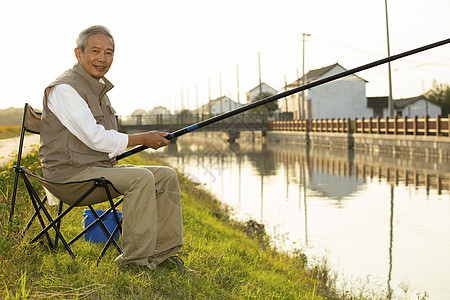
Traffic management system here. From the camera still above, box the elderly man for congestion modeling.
[39,25,188,271]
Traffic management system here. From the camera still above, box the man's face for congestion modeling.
[74,33,114,80]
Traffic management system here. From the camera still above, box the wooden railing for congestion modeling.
[267,115,450,137]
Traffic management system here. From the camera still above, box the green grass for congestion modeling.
[0,126,21,140]
[0,147,340,299]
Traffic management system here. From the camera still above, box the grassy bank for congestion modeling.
[0,147,338,299]
[0,126,21,139]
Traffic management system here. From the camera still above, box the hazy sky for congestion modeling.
[1,0,449,115]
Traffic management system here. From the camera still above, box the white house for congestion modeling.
[246,82,278,104]
[133,105,172,124]
[367,95,442,118]
[281,63,372,120]
[198,96,243,115]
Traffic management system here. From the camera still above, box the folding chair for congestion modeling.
[10,103,124,262]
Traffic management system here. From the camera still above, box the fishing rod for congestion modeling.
[116,37,450,161]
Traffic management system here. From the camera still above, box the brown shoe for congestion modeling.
[115,254,157,271]
[160,256,195,273]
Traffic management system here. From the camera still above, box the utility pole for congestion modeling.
[208,77,211,102]
[219,72,223,113]
[385,0,394,117]
[219,72,223,96]
[297,68,301,119]
[181,81,184,111]
[186,88,189,111]
[236,64,240,104]
[284,74,289,115]
[196,83,199,121]
[208,77,211,115]
[302,33,311,120]
[258,52,262,95]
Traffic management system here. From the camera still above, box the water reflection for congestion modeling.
[159,133,450,299]
[388,185,394,299]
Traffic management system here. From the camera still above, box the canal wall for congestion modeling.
[266,131,450,160]
[176,130,450,160]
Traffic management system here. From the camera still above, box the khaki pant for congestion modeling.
[68,164,183,266]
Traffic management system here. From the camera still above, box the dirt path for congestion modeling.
[0,135,40,167]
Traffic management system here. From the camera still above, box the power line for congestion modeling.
[313,34,450,70]
[312,34,383,57]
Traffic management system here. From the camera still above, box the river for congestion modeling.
[156,132,450,299]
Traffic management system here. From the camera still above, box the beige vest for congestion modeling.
[39,63,118,182]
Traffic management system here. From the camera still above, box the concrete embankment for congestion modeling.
[266,131,450,160]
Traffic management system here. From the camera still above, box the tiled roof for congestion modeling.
[286,63,346,88]
[367,95,441,109]
[247,82,278,94]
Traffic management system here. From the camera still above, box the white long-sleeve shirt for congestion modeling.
[47,83,128,159]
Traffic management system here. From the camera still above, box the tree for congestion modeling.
[178,109,193,123]
[425,80,450,116]
[131,109,147,116]
[246,92,279,123]
[250,92,278,115]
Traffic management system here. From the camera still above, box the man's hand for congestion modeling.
[127,131,170,150]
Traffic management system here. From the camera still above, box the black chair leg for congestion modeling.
[97,219,122,264]
[88,207,122,253]
[54,201,64,247]
[24,176,75,259]
[22,179,54,248]
[10,170,20,221]
[21,196,48,239]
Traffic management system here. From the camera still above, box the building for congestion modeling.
[367,95,442,118]
[198,96,243,115]
[149,106,171,115]
[282,63,372,120]
[129,106,172,124]
[246,82,278,104]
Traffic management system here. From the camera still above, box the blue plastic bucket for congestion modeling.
[83,209,122,243]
